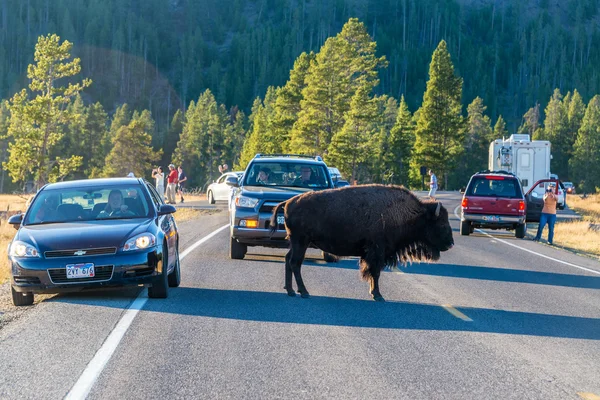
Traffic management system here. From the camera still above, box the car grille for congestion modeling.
[45,247,117,258]
[259,201,281,214]
[47,266,114,284]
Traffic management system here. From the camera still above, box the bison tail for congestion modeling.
[269,201,286,236]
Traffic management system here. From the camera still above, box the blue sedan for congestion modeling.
[7,178,181,306]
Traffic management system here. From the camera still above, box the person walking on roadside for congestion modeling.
[166,164,178,204]
[534,185,558,245]
[428,169,438,200]
[177,166,187,203]
[152,166,165,201]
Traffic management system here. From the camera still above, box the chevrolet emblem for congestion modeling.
[73,250,87,256]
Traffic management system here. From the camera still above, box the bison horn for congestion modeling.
[435,202,441,217]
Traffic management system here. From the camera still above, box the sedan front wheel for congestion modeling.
[148,243,169,298]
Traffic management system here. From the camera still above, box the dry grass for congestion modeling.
[173,207,221,222]
[566,193,600,221]
[0,221,17,283]
[0,194,30,213]
[551,194,600,257]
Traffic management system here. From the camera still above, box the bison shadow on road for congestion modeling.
[402,263,600,290]
[134,287,600,340]
[243,255,600,290]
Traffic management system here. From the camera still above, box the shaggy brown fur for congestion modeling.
[270,184,454,301]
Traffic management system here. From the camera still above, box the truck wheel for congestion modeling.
[230,237,247,260]
[11,286,34,306]
[460,220,471,236]
[515,223,526,239]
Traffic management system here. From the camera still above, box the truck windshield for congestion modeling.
[467,177,522,199]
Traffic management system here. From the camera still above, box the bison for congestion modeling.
[269,184,454,301]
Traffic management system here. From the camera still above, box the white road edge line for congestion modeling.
[453,206,600,276]
[65,224,230,400]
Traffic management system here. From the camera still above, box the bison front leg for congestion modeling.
[284,251,295,297]
[289,235,310,298]
[369,269,384,302]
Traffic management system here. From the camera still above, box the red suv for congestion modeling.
[460,171,526,238]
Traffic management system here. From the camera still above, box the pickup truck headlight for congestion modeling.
[123,233,156,251]
[235,195,259,208]
[9,241,40,258]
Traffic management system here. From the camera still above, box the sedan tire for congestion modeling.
[168,245,181,287]
[148,244,169,298]
[12,286,34,307]
[208,191,215,204]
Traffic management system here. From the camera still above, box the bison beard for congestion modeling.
[269,184,454,301]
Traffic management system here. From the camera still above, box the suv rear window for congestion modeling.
[466,176,522,198]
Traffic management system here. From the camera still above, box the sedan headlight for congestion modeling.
[123,233,156,251]
[9,241,40,258]
[235,195,259,208]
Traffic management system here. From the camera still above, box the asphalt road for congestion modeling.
[1,191,599,400]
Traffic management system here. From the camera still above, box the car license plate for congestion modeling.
[66,263,95,279]
[484,216,500,222]
[277,215,285,224]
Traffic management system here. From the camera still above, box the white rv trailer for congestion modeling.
[488,134,551,193]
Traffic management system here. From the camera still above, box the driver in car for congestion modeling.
[294,166,318,185]
[257,168,272,185]
[97,190,134,218]
[34,194,59,223]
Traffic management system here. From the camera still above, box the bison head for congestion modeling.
[423,202,454,259]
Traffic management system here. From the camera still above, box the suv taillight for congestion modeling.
[461,198,468,208]
[519,200,525,211]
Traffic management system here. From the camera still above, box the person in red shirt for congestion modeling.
[166,164,179,204]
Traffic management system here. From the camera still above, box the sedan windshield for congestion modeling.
[25,185,151,225]
[244,162,330,188]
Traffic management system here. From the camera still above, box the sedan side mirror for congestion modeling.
[158,204,177,216]
[225,176,239,187]
[8,213,23,230]
[459,187,466,194]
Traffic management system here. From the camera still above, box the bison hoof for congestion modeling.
[372,295,385,302]
[286,290,296,297]
[299,291,310,299]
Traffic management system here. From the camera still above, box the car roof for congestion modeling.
[250,157,326,166]
[41,177,144,191]
[472,170,518,178]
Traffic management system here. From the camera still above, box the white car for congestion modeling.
[206,172,243,204]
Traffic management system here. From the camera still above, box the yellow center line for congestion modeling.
[442,304,473,322]
[578,392,600,400]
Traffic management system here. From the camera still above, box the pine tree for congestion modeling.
[460,97,493,184]
[84,102,109,178]
[570,95,600,193]
[162,109,183,166]
[543,89,569,179]
[271,52,315,152]
[493,115,509,139]
[371,95,399,183]
[0,101,10,192]
[566,89,586,178]
[290,18,386,156]
[103,110,161,177]
[519,103,541,139]
[327,83,377,181]
[385,95,414,186]
[411,40,464,190]
[3,34,91,188]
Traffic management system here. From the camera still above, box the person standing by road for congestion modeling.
[152,166,165,201]
[428,169,438,200]
[166,164,178,204]
[177,166,187,203]
[534,186,558,245]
